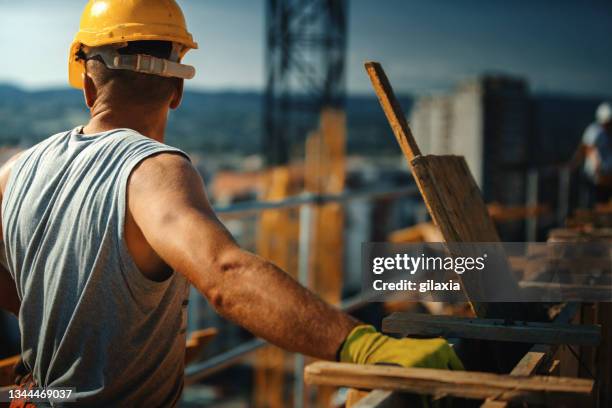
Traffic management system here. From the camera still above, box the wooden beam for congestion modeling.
[364,62,421,161]
[305,362,593,405]
[185,328,218,365]
[382,312,601,346]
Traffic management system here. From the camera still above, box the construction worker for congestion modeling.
[571,102,612,204]
[0,1,462,406]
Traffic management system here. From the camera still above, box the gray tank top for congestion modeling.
[2,128,190,407]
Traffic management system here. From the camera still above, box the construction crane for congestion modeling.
[263,0,348,165]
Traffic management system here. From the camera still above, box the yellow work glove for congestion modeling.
[340,325,464,370]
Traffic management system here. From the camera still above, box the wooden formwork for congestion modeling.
[304,62,603,407]
[304,109,348,407]
[254,167,301,408]
[254,109,348,408]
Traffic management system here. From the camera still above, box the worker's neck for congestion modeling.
[83,103,168,143]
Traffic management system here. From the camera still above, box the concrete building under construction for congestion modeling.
[410,75,532,206]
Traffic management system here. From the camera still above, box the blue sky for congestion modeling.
[1,0,611,96]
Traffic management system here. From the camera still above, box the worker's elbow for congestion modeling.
[201,258,244,313]
[206,285,229,312]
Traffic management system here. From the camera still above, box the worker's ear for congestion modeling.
[170,79,184,110]
[83,72,97,109]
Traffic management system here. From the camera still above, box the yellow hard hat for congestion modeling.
[69,0,198,89]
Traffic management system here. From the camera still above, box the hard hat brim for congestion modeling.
[68,42,86,89]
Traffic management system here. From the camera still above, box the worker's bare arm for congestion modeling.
[127,153,358,361]
[0,153,23,316]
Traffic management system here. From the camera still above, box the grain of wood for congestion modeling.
[411,155,528,318]
[305,362,593,405]
[364,62,421,161]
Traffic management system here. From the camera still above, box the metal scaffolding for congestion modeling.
[264,0,348,165]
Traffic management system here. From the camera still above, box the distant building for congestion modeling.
[410,75,532,207]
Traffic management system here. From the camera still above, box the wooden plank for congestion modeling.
[487,202,549,223]
[364,62,421,161]
[382,312,601,346]
[304,109,348,406]
[185,328,218,365]
[409,156,525,317]
[305,109,347,305]
[387,222,442,243]
[304,362,593,405]
[254,166,301,408]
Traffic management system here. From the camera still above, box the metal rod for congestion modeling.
[184,338,267,385]
[214,185,418,217]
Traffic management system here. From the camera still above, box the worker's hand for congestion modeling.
[339,325,464,370]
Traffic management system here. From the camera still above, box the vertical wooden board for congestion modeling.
[364,62,422,161]
[304,108,346,305]
[409,155,499,242]
[254,166,300,408]
[304,109,347,406]
[410,155,529,320]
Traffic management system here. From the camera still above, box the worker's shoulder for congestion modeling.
[129,150,199,191]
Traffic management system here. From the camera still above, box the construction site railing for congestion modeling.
[185,184,420,385]
[212,185,420,216]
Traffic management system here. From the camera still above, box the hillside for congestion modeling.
[0,85,413,156]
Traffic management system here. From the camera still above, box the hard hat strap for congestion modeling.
[82,45,196,80]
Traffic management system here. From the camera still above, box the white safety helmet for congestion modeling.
[596,102,612,125]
